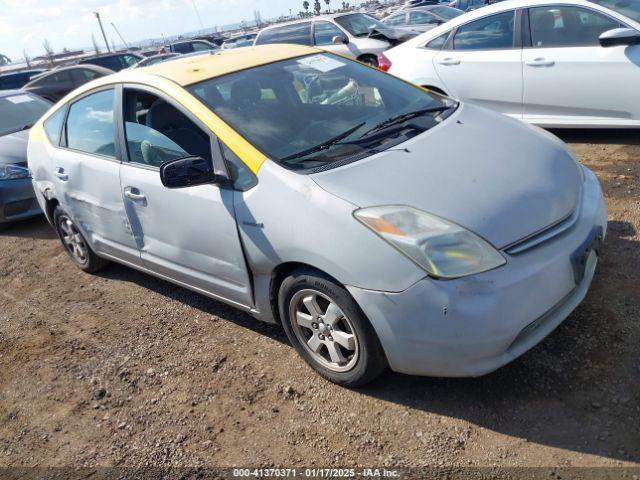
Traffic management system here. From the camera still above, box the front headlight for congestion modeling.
[354,206,506,279]
[0,164,31,180]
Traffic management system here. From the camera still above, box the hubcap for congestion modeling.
[58,215,88,265]
[289,289,359,373]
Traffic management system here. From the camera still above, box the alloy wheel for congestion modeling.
[58,215,88,265]
[289,289,359,372]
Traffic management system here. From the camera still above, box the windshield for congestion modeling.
[432,6,464,19]
[0,93,50,137]
[334,13,389,36]
[590,0,640,21]
[188,53,456,171]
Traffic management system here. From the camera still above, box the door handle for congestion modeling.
[54,167,68,181]
[124,187,146,203]
[436,57,461,66]
[526,58,555,67]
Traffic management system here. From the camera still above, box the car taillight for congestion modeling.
[377,52,392,72]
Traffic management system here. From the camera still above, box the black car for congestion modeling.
[0,70,45,90]
[159,39,218,54]
[22,65,113,103]
[79,52,143,72]
[0,91,52,227]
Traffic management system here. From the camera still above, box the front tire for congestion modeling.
[278,268,387,387]
[53,206,109,273]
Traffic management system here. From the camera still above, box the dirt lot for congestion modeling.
[0,131,639,475]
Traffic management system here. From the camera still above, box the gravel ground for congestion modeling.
[0,131,638,474]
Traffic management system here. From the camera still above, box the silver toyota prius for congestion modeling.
[28,45,606,386]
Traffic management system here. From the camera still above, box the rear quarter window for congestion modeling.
[43,108,66,145]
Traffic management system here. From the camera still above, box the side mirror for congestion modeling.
[159,156,219,189]
[332,35,349,45]
[599,27,640,47]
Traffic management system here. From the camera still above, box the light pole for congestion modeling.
[94,12,111,53]
[191,0,205,30]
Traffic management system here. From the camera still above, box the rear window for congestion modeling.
[255,22,312,45]
[0,93,50,137]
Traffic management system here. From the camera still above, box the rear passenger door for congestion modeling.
[53,87,141,265]
[522,5,639,125]
[118,86,253,307]
[433,10,523,118]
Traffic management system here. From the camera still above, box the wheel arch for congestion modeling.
[268,261,343,325]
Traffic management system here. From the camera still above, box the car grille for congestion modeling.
[503,207,580,255]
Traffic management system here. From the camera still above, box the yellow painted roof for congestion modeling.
[143,44,319,86]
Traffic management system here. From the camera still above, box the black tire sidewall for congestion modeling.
[278,269,387,387]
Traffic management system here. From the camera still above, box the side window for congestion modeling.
[425,32,450,49]
[192,41,211,51]
[410,11,438,25]
[65,89,115,157]
[71,69,101,81]
[173,43,193,53]
[453,11,515,50]
[255,23,312,45]
[122,55,140,67]
[384,14,406,26]
[44,108,66,145]
[529,6,621,48]
[220,142,257,191]
[123,89,211,168]
[314,21,346,45]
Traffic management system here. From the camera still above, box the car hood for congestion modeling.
[311,103,582,249]
[0,129,29,167]
[369,27,419,44]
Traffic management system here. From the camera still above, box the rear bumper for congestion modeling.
[347,167,606,377]
[0,178,41,224]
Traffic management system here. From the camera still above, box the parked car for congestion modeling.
[28,45,605,386]
[192,34,226,47]
[132,53,180,68]
[79,52,143,72]
[159,39,218,54]
[383,6,464,32]
[133,51,211,69]
[449,0,491,11]
[0,91,51,227]
[0,70,45,90]
[22,65,113,103]
[222,33,258,49]
[383,0,640,128]
[404,0,451,7]
[255,13,418,66]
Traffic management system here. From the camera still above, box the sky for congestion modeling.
[0,0,346,60]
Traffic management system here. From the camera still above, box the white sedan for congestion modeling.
[381,0,640,128]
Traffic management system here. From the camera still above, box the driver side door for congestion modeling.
[118,86,253,307]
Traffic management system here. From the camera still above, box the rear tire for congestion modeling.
[278,268,387,387]
[53,206,109,273]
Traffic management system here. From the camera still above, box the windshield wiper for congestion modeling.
[358,106,454,138]
[281,122,366,162]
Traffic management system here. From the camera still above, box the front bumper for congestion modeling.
[347,167,607,377]
[0,178,42,224]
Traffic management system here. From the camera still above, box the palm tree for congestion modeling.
[302,0,309,16]
[314,0,321,14]
[325,0,331,12]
